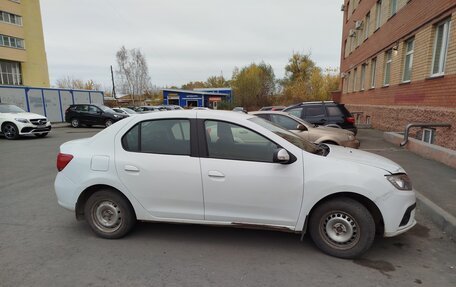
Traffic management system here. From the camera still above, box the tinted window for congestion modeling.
[287,107,303,118]
[88,106,100,113]
[205,120,279,162]
[304,106,325,117]
[270,114,299,130]
[76,105,88,112]
[326,106,343,117]
[122,119,190,155]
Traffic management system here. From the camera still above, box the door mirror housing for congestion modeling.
[296,124,307,131]
[273,148,291,164]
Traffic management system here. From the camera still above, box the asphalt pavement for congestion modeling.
[0,127,455,287]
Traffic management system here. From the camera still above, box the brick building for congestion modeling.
[339,0,456,150]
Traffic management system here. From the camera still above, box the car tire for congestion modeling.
[84,189,136,239]
[105,119,114,127]
[309,197,375,259]
[71,118,80,128]
[35,133,48,138]
[2,123,19,140]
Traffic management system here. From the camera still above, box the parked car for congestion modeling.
[133,106,163,113]
[157,105,184,110]
[232,107,247,113]
[0,103,52,140]
[251,111,360,148]
[259,106,286,111]
[65,104,128,128]
[112,107,137,115]
[283,101,357,135]
[55,110,416,259]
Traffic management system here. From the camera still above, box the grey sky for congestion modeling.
[41,0,343,89]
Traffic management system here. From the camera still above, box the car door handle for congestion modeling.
[124,165,140,172]
[208,170,225,178]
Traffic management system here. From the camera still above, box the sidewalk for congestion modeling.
[357,129,456,239]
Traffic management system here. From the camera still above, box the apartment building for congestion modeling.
[339,0,456,150]
[0,0,49,87]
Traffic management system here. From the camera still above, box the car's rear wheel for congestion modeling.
[35,133,48,138]
[105,119,114,127]
[84,189,136,239]
[309,197,375,259]
[2,123,19,140]
[71,118,80,128]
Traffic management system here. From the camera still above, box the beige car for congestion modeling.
[251,111,360,148]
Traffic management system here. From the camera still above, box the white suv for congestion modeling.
[0,103,52,140]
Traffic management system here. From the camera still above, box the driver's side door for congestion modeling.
[200,120,304,227]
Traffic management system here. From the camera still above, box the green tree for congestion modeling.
[231,62,276,109]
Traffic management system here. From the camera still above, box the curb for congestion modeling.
[415,190,456,240]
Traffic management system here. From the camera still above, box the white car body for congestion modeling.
[55,110,416,257]
[0,104,51,139]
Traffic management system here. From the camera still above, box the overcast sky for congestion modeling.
[40,0,344,89]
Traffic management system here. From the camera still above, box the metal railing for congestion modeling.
[400,123,452,147]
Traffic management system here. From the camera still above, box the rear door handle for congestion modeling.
[124,165,140,172]
[208,170,225,178]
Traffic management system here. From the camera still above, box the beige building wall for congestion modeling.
[0,0,49,87]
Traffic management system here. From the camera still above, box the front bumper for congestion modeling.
[340,139,360,149]
[18,122,52,135]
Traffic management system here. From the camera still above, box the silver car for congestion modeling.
[251,111,360,148]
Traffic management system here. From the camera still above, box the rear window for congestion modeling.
[304,106,325,117]
[326,106,344,117]
[336,104,352,116]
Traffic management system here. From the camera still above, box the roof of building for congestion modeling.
[162,88,230,96]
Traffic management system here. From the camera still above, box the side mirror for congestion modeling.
[296,124,307,131]
[273,148,290,164]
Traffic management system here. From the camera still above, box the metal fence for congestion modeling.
[0,85,104,122]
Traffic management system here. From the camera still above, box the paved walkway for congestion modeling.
[357,129,456,237]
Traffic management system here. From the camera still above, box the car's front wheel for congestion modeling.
[2,123,19,140]
[71,118,80,128]
[105,119,114,127]
[84,189,136,239]
[309,197,375,259]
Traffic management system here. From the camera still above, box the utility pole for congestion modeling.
[111,65,117,99]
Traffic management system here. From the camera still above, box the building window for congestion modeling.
[347,72,351,92]
[431,18,451,76]
[375,1,382,30]
[422,128,435,144]
[0,11,23,26]
[0,34,25,49]
[0,61,22,85]
[390,0,397,17]
[360,64,367,91]
[371,58,377,88]
[353,68,358,92]
[402,37,414,82]
[383,49,392,86]
[365,12,370,40]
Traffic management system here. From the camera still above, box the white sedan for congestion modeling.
[55,110,416,258]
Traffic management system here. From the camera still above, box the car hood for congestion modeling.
[326,144,404,173]
[311,126,353,136]
[2,112,47,119]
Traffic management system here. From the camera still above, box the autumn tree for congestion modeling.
[55,76,102,90]
[181,75,229,90]
[116,46,151,105]
[231,62,276,109]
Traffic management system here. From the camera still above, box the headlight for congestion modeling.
[15,118,29,123]
[386,174,412,190]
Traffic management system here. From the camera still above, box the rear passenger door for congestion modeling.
[303,105,326,125]
[115,118,204,220]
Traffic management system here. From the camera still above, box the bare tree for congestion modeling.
[116,46,151,105]
[55,76,101,90]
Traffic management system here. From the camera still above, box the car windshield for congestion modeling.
[0,104,26,113]
[282,113,316,128]
[96,105,115,113]
[122,108,136,114]
[249,117,320,154]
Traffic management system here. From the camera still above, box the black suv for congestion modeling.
[65,104,128,128]
[283,101,357,134]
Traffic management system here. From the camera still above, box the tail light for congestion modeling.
[57,153,73,171]
[345,116,355,124]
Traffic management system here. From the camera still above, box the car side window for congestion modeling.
[76,105,88,112]
[287,107,303,118]
[326,106,343,117]
[205,120,279,162]
[304,106,325,117]
[269,114,299,130]
[122,119,190,155]
[88,106,100,114]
